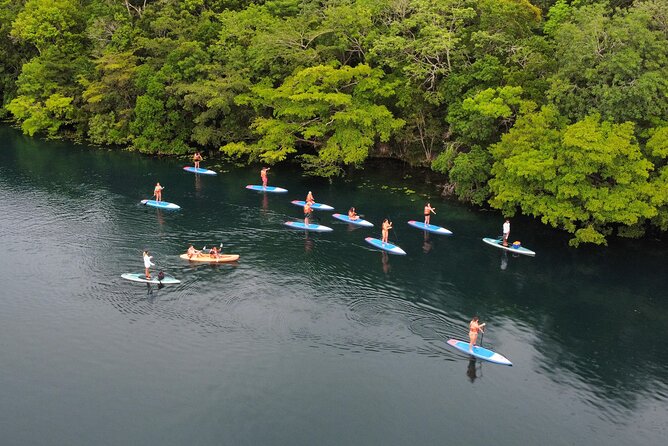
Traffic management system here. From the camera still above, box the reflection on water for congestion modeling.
[261,192,268,211]
[304,232,313,254]
[466,358,482,383]
[422,231,432,253]
[500,252,508,270]
[381,251,391,275]
[0,125,667,446]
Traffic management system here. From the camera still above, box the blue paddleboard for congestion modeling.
[140,199,181,210]
[364,237,407,255]
[332,213,374,227]
[291,200,334,211]
[284,221,333,232]
[121,273,181,284]
[184,166,217,175]
[447,339,513,366]
[246,185,288,193]
[482,237,535,256]
[407,220,453,235]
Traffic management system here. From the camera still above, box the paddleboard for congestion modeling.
[179,253,239,263]
[291,200,334,211]
[284,221,333,232]
[364,237,407,255]
[140,199,181,210]
[121,273,181,284]
[246,185,288,193]
[482,237,535,256]
[407,220,453,235]
[332,213,374,227]
[184,166,217,175]
[446,339,513,366]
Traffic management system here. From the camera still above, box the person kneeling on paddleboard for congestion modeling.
[469,316,486,352]
[348,207,359,220]
[306,191,315,205]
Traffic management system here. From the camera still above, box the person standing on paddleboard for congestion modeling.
[424,203,436,225]
[154,182,164,202]
[304,202,313,225]
[193,151,203,169]
[469,316,486,352]
[381,218,393,244]
[143,250,154,279]
[502,219,511,246]
[261,167,270,187]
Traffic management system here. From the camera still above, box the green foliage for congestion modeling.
[543,0,571,36]
[449,146,493,205]
[489,108,658,246]
[431,144,458,174]
[646,126,668,230]
[6,93,74,136]
[10,0,84,53]
[449,86,536,146]
[222,64,404,175]
[547,2,668,128]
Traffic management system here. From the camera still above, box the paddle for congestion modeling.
[388,217,400,244]
[202,243,224,253]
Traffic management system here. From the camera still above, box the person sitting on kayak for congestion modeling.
[193,151,203,169]
[209,246,221,259]
[468,316,486,352]
[306,191,315,205]
[143,250,154,279]
[187,244,201,259]
[304,202,313,225]
[381,218,393,244]
[348,207,359,220]
[154,182,164,202]
[261,167,270,187]
[424,203,436,225]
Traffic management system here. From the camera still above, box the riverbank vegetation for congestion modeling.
[1,0,666,245]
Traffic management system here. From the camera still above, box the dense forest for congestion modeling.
[0,0,666,245]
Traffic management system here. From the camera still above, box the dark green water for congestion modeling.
[0,125,666,445]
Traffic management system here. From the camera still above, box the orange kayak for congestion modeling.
[180,253,239,263]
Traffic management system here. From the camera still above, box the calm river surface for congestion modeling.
[1,125,666,445]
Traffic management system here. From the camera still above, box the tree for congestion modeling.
[547,1,668,130]
[221,64,404,176]
[489,107,657,246]
[7,0,89,136]
[645,126,668,231]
